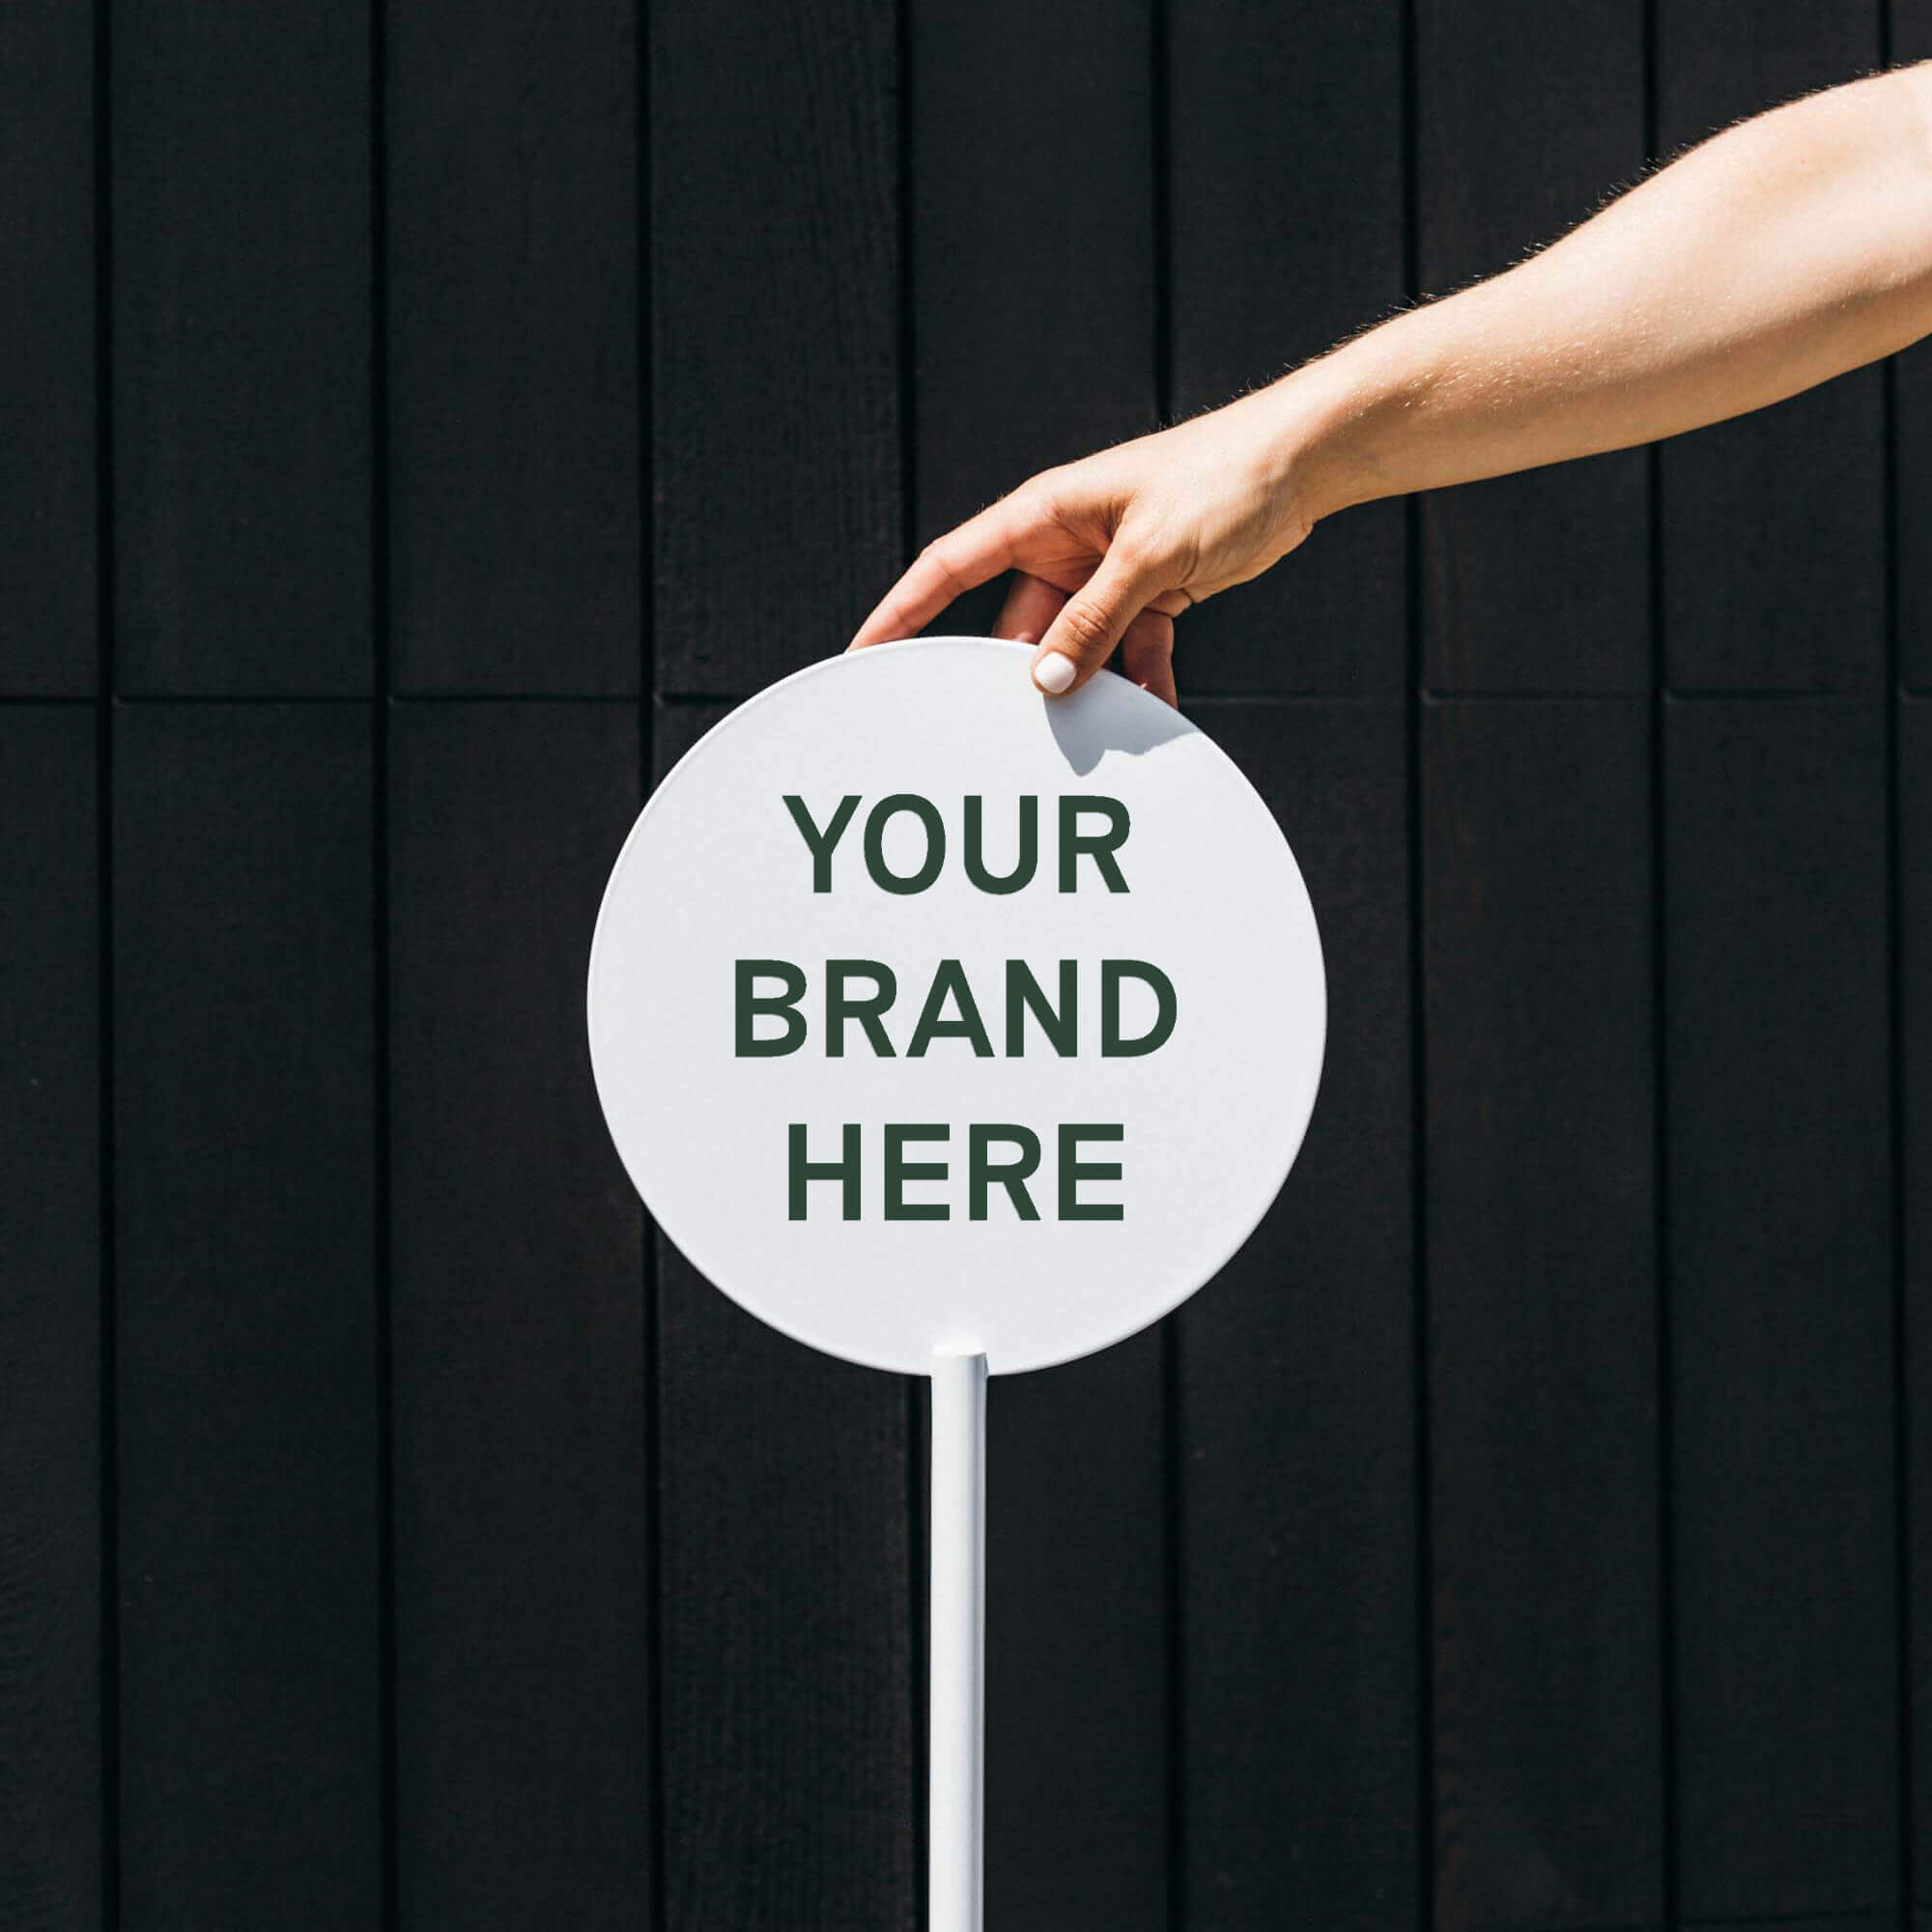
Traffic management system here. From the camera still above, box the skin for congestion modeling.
[850,65,1932,707]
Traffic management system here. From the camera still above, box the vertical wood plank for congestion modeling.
[1899,696,1929,1924]
[1660,376,1884,693]
[113,2,372,695]
[1899,340,1932,694]
[650,0,900,695]
[1416,0,1648,694]
[0,710,101,1928]
[1666,698,1896,1919]
[908,0,1154,640]
[1168,1,1407,696]
[0,0,95,696]
[651,700,917,1932]
[1423,698,1662,1926]
[1896,21,1932,694]
[387,0,641,695]
[1655,8,1884,695]
[657,1247,918,1931]
[1179,699,1417,1930]
[114,703,382,1925]
[985,1340,1167,1932]
[906,10,1168,1918]
[388,700,650,1929]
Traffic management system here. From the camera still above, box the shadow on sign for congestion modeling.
[1046,676,1194,776]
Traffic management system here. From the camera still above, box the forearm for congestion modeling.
[1274,67,1932,516]
[851,66,1932,694]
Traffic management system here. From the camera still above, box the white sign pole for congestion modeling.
[928,1349,987,1932]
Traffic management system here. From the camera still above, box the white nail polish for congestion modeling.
[1033,653,1076,695]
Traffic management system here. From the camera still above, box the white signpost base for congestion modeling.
[928,1350,987,1932]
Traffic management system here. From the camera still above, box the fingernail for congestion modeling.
[1033,652,1077,695]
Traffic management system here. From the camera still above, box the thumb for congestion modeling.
[1030,538,1165,696]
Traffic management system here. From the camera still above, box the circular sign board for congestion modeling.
[587,636,1324,1375]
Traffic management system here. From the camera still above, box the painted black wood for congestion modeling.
[1901,696,1930,1923]
[1900,340,1932,695]
[112,2,372,696]
[1178,698,1417,1930]
[1168,0,1408,696]
[908,0,1155,645]
[1655,5,1884,695]
[1424,698,1663,1927]
[986,1340,1168,1932]
[1416,0,1649,695]
[1660,375,1885,694]
[387,701,651,1929]
[650,0,901,696]
[113,703,383,1925]
[651,700,918,1932]
[0,710,100,1929]
[1898,0,1932,694]
[657,1243,918,1931]
[4,8,1928,1926]
[1665,699,1897,1920]
[0,1,94,696]
[905,11,1170,1918]
[386,0,641,695]
[1899,19,1932,695]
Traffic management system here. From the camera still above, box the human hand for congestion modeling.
[847,385,1351,706]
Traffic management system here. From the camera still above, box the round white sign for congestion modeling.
[586,637,1324,1375]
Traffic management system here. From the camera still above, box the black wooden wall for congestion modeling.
[2,1,1927,1928]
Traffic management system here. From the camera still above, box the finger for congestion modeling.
[1030,537,1166,696]
[992,572,1067,646]
[1117,608,1178,708]
[849,499,1031,649]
